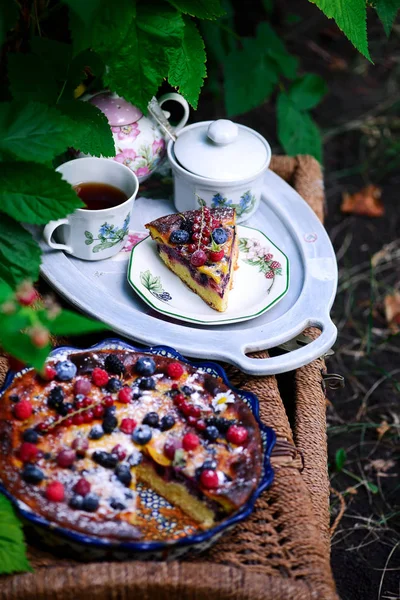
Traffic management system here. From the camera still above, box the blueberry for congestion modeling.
[106,378,123,393]
[182,385,193,396]
[131,386,141,399]
[56,403,69,416]
[212,228,228,245]
[132,425,152,445]
[92,450,118,469]
[104,354,125,375]
[82,493,99,512]
[206,417,233,433]
[204,425,219,442]
[9,394,20,403]
[55,360,77,381]
[135,357,156,376]
[109,498,126,510]
[22,465,44,484]
[125,490,134,499]
[115,464,132,486]
[47,386,64,409]
[138,376,156,390]
[104,405,117,417]
[169,229,190,244]
[102,415,118,433]
[202,459,218,470]
[142,412,159,428]
[69,494,84,510]
[160,414,175,431]
[89,425,104,440]
[127,452,142,467]
[22,428,39,444]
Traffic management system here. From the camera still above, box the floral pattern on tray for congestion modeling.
[239,237,282,292]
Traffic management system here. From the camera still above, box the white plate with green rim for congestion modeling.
[37,169,338,376]
[127,226,289,325]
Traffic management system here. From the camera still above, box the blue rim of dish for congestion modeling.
[0,338,276,553]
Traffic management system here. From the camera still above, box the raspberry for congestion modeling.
[74,378,92,396]
[103,395,114,407]
[182,433,200,451]
[30,326,49,349]
[45,481,65,502]
[92,368,109,387]
[120,418,137,434]
[43,365,57,381]
[226,425,248,445]
[164,437,182,460]
[111,444,127,460]
[72,414,84,425]
[200,469,219,489]
[209,249,224,262]
[14,400,33,421]
[190,249,207,267]
[73,478,90,496]
[118,387,132,404]
[19,442,39,463]
[57,449,76,467]
[93,404,105,418]
[167,362,184,380]
[16,283,38,306]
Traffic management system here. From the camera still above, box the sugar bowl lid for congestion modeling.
[89,91,143,126]
[173,119,270,181]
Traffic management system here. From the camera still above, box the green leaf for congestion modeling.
[0,102,74,163]
[0,215,41,287]
[276,92,322,162]
[0,281,13,303]
[0,494,32,575]
[85,231,94,240]
[168,17,207,109]
[58,101,115,157]
[366,481,379,494]
[63,0,102,24]
[335,447,346,472]
[0,1,18,49]
[309,0,371,61]
[167,0,225,19]
[92,0,185,112]
[43,309,108,335]
[375,0,399,36]
[30,37,72,82]
[0,326,51,371]
[92,241,116,252]
[288,74,328,110]
[0,162,83,225]
[254,22,298,79]
[7,53,59,104]
[67,49,105,92]
[262,0,274,14]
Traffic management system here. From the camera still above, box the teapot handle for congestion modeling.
[158,93,190,133]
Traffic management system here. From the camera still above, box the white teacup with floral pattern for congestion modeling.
[43,158,139,261]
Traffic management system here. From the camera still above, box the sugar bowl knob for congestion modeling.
[207,119,239,145]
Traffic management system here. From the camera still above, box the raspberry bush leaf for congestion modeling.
[0,216,41,287]
[277,92,322,162]
[167,0,225,19]
[0,495,32,575]
[374,0,400,36]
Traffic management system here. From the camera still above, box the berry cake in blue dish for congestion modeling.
[0,340,275,559]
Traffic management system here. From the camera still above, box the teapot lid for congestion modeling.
[89,92,143,126]
[174,119,270,181]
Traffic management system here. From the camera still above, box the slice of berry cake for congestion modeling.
[0,349,263,539]
[145,206,239,312]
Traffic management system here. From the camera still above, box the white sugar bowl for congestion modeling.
[167,119,271,222]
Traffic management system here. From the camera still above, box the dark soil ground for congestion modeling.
[193,2,400,598]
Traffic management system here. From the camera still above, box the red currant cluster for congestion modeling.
[188,207,224,267]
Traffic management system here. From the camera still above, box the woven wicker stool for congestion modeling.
[0,156,339,600]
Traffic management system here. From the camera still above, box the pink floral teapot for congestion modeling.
[85,91,189,182]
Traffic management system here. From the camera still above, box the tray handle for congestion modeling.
[225,317,337,376]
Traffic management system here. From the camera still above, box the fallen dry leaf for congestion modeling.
[345,486,358,495]
[376,420,391,439]
[384,292,400,333]
[341,184,384,217]
[365,459,396,477]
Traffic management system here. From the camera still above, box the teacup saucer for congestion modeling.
[127,225,289,325]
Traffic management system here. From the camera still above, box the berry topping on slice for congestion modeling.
[204,425,219,442]
[104,354,125,375]
[92,451,119,469]
[55,360,77,381]
[226,424,248,445]
[74,378,91,396]
[43,365,57,381]
[200,469,219,489]
[22,428,39,444]
[57,449,76,467]
[160,414,175,431]
[82,493,99,512]
[110,498,126,511]
[195,419,206,432]
[92,367,109,387]
[72,414,84,425]
[182,433,200,451]
[166,362,184,380]
[106,378,123,393]
[73,478,91,496]
[209,248,224,262]
[135,356,156,376]
[102,415,118,433]
[45,481,65,502]
[71,437,89,456]
[164,437,182,460]
[169,229,190,244]
[142,412,159,428]
[188,244,197,253]
[14,400,33,421]
[115,464,132,486]
[120,418,137,434]
[93,404,105,418]
[138,376,156,390]
[21,464,44,484]
[19,442,39,463]
[112,444,127,461]
[69,495,84,510]
[89,425,104,439]
[103,395,114,407]
[118,387,132,403]
[212,228,228,245]
[190,249,207,266]
[132,424,152,445]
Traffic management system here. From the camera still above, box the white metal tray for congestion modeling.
[38,170,338,375]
